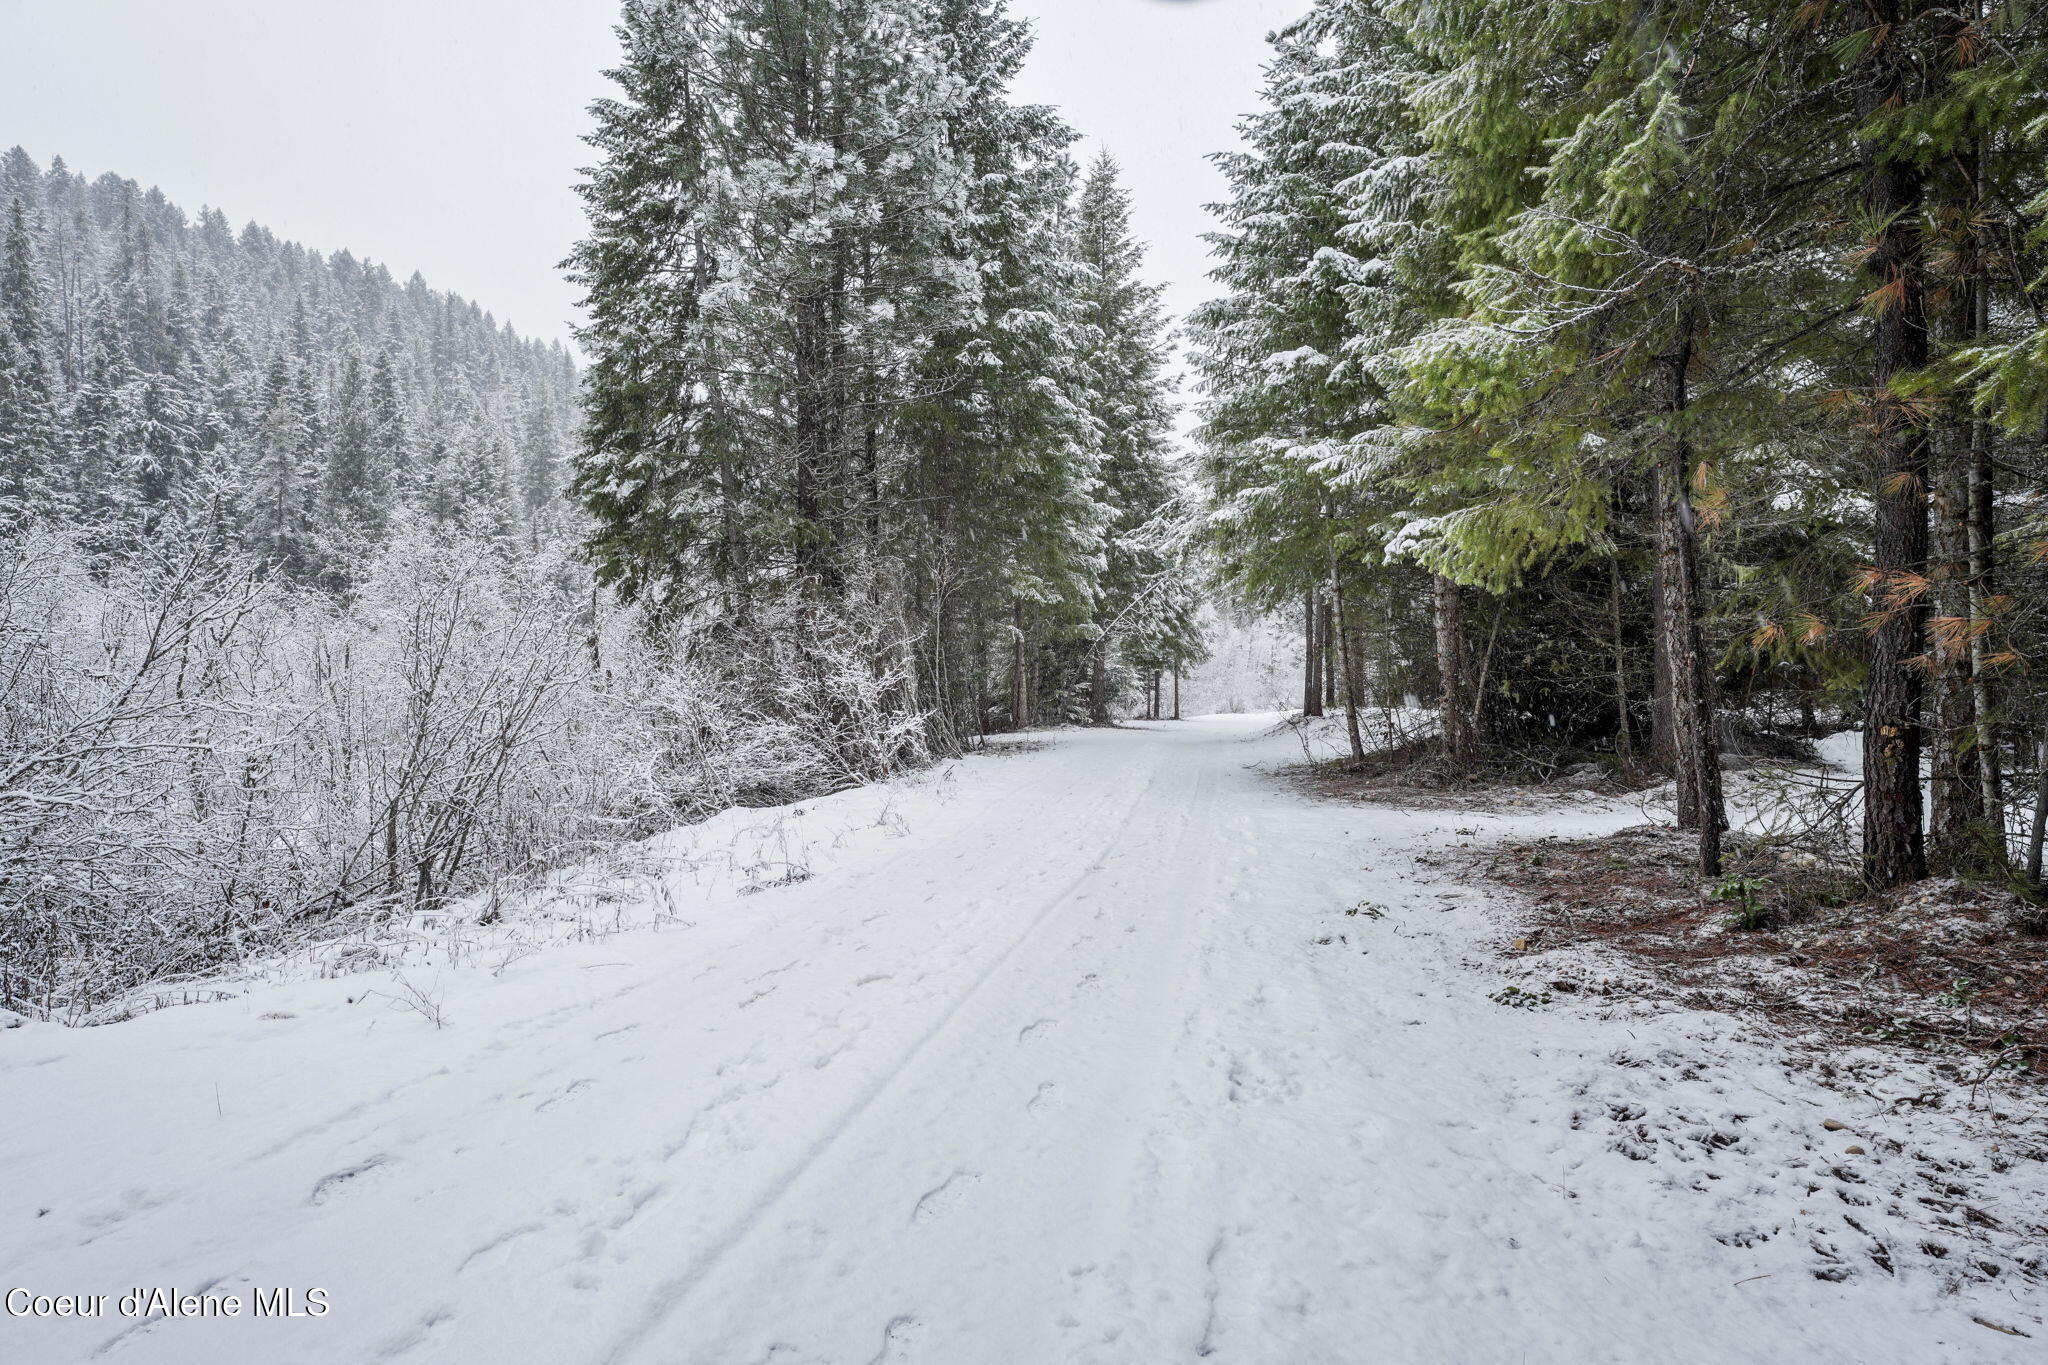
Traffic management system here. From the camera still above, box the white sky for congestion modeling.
[2,0,1302,352]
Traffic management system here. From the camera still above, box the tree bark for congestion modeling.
[1856,0,1931,889]
[1655,463,1699,833]
[1009,597,1026,731]
[1967,397,2002,850]
[1322,601,1337,709]
[1609,556,1635,771]
[1928,128,1993,874]
[1964,137,2004,861]
[1328,541,1366,765]
[1649,547,1679,775]
[1302,590,1324,718]
[2029,728,2048,891]
[1928,423,1980,872]
[1655,312,1724,878]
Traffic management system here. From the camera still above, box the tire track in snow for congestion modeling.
[600,760,1173,1365]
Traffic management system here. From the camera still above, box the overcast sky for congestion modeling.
[2,0,1302,353]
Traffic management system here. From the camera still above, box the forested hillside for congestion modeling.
[0,149,602,1016]
[0,146,579,566]
[1196,0,2048,895]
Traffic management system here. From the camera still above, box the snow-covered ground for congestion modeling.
[3,716,2041,1363]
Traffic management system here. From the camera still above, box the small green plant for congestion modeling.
[1347,901,1388,920]
[1711,875,1771,930]
[1985,1030,2027,1066]
[1490,985,1552,1009]
[1860,1017,1924,1045]
[1935,976,1980,1030]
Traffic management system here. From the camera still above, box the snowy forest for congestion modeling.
[0,145,611,1016]
[4,0,2048,1358]
[0,2,1207,1020]
[0,0,2043,1025]
[1196,0,2048,894]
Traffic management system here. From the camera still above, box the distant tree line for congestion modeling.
[0,146,581,578]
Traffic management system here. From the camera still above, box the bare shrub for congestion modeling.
[0,524,932,1020]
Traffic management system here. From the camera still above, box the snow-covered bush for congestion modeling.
[0,524,931,1020]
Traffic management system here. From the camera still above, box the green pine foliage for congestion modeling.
[1196,0,2048,889]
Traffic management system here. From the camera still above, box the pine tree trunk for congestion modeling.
[1172,664,1181,721]
[1655,464,1700,832]
[1968,410,2002,850]
[1964,140,2004,860]
[1088,646,1109,726]
[1928,131,1990,873]
[1433,574,1472,770]
[1468,609,1500,748]
[1656,312,1724,878]
[1322,602,1337,709]
[1649,548,1679,775]
[1929,420,1981,871]
[1857,0,1931,889]
[1302,590,1324,718]
[2029,728,2048,891]
[1009,598,1026,731]
[1609,556,1635,771]
[1328,543,1366,765]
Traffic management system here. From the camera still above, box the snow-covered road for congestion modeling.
[4,717,2040,1363]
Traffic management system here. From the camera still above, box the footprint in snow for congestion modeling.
[309,1155,394,1206]
[865,1315,925,1365]
[910,1170,981,1224]
[456,1223,544,1275]
[1027,1082,1062,1116]
[1018,1018,1056,1044]
[536,1078,594,1112]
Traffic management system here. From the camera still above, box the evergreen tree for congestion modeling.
[516,400,563,538]
[248,355,317,574]
[318,347,392,558]
[1194,0,2048,899]
[0,194,59,521]
[1195,1,1437,761]
[573,0,1135,747]
[437,412,517,544]
[1072,154,1195,722]
[0,145,583,572]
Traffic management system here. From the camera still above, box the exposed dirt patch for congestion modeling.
[1448,819,2048,1296]
[976,736,1057,756]
[1279,733,1649,813]
[1474,822,2048,1091]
